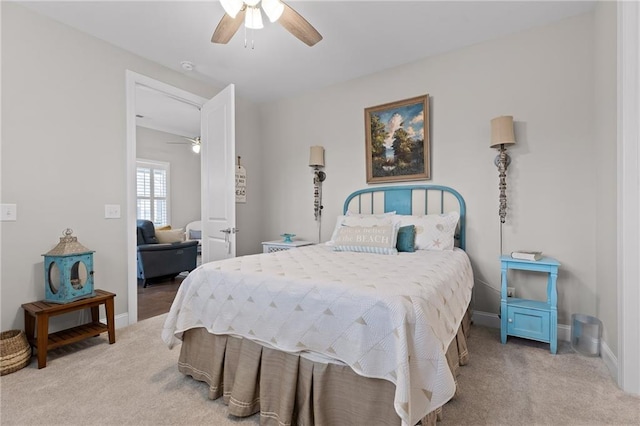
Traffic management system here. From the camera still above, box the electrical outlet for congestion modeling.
[507,287,516,298]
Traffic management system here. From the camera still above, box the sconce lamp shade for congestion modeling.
[309,146,325,167]
[490,116,516,148]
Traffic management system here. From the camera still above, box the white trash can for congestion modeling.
[571,314,602,357]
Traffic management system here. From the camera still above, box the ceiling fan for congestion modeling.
[167,137,201,154]
[212,0,322,47]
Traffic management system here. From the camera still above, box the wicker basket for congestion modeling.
[0,330,31,375]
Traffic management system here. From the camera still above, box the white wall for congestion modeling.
[259,12,610,342]
[593,1,618,357]
[0,3,263,330]
[235,97,264,256]
[136,127,201,230]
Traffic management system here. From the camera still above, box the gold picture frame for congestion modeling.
[365,94,430,183]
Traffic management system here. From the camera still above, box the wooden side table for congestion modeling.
[500,256,560,354]
[22,289,116,368]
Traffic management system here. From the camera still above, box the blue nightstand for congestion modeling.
[500,255,560,354]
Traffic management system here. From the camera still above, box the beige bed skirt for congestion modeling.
[177,308,472,426]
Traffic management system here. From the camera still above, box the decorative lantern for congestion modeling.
[42,229,95,303]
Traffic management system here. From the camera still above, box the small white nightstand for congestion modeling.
[262,240,314,253]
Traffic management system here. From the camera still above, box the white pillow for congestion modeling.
[394,212,459,250]
[332,224,399,255]
[326,212,395,246]
[156,228,185,244]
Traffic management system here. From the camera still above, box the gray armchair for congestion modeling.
[136,220,199,288]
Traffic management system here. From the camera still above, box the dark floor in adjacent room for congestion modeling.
[137,275,185,321]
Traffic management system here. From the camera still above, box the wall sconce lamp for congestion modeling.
[309,146,326,224]
[491,116,516,225]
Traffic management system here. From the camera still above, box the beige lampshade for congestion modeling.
[309,145,325,167]
[490,116,516,148]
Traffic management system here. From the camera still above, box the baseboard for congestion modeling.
[558,323,571,342]
[472,310,571,342]
[471,310,500,328]
[601,340,618,380]
[100,313,129,330]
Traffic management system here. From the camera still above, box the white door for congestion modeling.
[201,84,237,263]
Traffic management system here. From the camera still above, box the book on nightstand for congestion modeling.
[511,250,543,261]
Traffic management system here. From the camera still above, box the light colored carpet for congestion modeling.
[1,314,638,425]
[0,314,258,426]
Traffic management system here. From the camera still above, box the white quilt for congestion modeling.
[162,244,473,426]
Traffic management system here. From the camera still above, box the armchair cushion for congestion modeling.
[156,228,185,244]
[185,220,202,249]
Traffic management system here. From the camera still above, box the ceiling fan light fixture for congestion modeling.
[192,143,201,154]
[245,0,260,7]
[220,0,244,18]
[262,0,284,22]
[245,6,264,29]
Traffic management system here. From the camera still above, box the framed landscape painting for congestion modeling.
[365,94,430,183]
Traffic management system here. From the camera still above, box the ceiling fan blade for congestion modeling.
[167,142,190,145]
[212,9,246,44]
[279,2,322,47]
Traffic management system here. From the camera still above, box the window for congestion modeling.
[136,159,170,226]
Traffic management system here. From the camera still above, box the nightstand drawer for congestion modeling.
[506,305,550,342]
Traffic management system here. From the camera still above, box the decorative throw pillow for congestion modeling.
[155,225,172,231]
[189,229,202,240]
[156,228,185,244]
[332,224,399,255]
[395,212,460,250]
[396,225,416,253]
[326,212,395,246]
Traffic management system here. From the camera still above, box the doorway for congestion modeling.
[125,71,207,324]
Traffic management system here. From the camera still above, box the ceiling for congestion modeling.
[135,85,201,138]
[19,1,596,137]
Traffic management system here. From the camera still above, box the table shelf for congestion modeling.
[45,322,109,350]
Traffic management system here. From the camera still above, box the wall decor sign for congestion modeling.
[235,156,246,203]
[364,94,430,183]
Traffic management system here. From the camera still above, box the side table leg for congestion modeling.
[90,306,99,323]
[90,305,100,337]
[36,314,49,369]
[24,311,35,343]
[105,297,116,344]
[549,270,558,354]
[500,264,508,344]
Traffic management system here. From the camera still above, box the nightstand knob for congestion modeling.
[508,318,513,323]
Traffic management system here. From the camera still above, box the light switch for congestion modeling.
[104,204,121,219]
[1,204,17,221]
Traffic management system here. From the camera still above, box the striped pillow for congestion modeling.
[332,224,399,255]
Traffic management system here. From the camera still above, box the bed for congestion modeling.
[162,185,474,426]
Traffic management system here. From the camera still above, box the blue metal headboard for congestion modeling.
[343,185,467,250]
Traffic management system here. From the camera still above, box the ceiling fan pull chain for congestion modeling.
[243,24,247,48]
